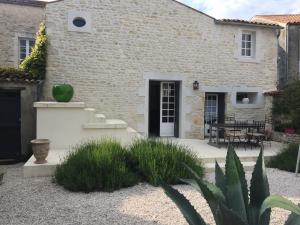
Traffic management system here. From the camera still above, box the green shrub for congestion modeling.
[54,140,139,193]
[20,23,47,80]
[267,143,299,172]
[130,139,204,186]
[273,81,300,131]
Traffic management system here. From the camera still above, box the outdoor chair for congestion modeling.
[224,122,247,149]
[263,128,272,148]
[247,120,266,149]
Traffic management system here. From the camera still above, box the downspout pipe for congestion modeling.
[36,80,44,101]
[286,24,289,84]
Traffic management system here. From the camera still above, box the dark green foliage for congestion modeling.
[267,143,299,172]
[0,67,34,81]
[54,140,139,193]
[160,146,300,225]
[274,123,295,133]
[273,81,300,132]
[20,23,47,80]
[55,139,204,192]
[130,139,204,186]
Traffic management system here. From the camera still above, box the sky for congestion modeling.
[178,0,300,20]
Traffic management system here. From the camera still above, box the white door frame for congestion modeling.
[142,73,186,138]
[160,81,176,137]
[204,94,218,136]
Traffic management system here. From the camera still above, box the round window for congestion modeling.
[73,17,86,27]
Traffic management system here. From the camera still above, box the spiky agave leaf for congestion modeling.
[215,161,226,196]
[182,164,226,225]
[219,204,248,225]
[260,195,300,219]
[160,181,208,225]
[181,178,202,193]
[285,211,300,225]
[249,148,270,225]
[225,145,248,223]
[233,151,249,213]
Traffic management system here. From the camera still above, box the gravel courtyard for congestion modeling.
[0,164,299,225]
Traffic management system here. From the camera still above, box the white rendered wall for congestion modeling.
[35,102,140,150]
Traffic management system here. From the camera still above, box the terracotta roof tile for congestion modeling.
[252,14,300,25]
[0,0,46,7]
[216,19,282,28]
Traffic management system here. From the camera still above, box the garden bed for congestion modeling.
[0,164,299,225]
[272,131,300,143]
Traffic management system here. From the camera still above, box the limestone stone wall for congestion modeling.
[0,3,44,67]
[44,0,278,139]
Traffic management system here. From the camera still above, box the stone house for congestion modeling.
[43,0,280,139]
[252,14,300,86]
[0,0,282,161]
[0,0,44,160]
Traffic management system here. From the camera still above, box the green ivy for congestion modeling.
[20,23,47,80]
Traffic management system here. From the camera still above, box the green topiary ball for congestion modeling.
[52,84,74,102]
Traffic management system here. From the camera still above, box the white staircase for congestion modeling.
[24,102,142,177]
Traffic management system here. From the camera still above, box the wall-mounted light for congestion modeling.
[193,81,199,90]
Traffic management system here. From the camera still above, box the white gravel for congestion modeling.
[0,164,299,225]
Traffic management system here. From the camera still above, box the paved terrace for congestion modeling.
[24,139,283,177]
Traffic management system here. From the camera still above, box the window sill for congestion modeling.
[235,56,260,64]
[233,103,263,109]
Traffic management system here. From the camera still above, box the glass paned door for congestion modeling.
[160,82,175,137]
[204,94,218,136]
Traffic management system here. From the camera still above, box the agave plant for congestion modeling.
[160,146,300,225]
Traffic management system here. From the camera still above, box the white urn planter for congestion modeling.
[242,98,250,104]
[31,139,50,164]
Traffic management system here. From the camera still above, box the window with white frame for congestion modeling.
[241,32,255,57]
[19,38,35,63]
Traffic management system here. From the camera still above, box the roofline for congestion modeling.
[44,0,64,4]
[215,19,283,29]
[172,0,216,20]
[251,15,300,25]
[254,14,300,17]
[40,0,284,29]
[43,0,218,20]
[0,0,46,8]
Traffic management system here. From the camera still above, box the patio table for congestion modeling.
[208,123,262,148]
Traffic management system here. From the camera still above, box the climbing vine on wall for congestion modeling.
[20,22,47,80]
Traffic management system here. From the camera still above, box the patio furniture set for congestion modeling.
[208,116,272,149]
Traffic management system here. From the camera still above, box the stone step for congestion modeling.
[84,108,96,123]
[95,113,106,123]
[205,161,256,173]
[83,119,127,129]
[201,155,273,164]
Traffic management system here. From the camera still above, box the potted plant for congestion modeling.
[52,83,74,102]
[242,97,250,104]
[31,139,50,164]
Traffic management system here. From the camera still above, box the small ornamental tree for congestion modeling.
[20,23,47,80]
[273,81,300,132]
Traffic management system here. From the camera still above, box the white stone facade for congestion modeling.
[0,3,44,67]
[43,0,278,139]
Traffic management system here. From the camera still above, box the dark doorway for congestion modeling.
[204,92,225,137]
[149,81,161,137]
[0,90,21,160]
[148,80,180,138]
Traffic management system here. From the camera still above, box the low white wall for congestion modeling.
[35,102,139,150]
